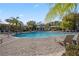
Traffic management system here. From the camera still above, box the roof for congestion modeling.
[0,21,9,24]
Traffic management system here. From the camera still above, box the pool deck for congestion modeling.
[0,34,65,56]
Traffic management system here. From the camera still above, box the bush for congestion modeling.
[63,45,79,56]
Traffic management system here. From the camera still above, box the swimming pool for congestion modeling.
[14,31,76,38]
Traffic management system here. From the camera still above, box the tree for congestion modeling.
[45,23,50,31]
[27,21,37,31]
[45,3,77,21]
[18,21,24,32]
[6,17,19,26]
[5,17,23,32]
[60,13,79,31]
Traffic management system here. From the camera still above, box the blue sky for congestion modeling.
[0,3,50,24]
[0,3,79,24]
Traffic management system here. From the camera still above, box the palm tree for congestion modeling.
[18,21,24,32]
[45,3,77,21]
[5,17,21,32]
[6,17,19,25]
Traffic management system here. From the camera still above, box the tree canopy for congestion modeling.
[60,13,79,30]
[27,21,37,31]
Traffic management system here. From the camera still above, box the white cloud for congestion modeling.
[29,18,35,21]
[19,14,24,17]
[33,4,39,8]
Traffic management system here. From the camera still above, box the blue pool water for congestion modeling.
[14,32,76,38]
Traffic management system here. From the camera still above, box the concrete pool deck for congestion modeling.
[0,34,65,56]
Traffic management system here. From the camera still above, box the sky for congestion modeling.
[0,3,79,25]
[0,3,51,24]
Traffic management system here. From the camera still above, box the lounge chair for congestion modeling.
[55,35,74,46]
[64,35,74,46]
[72,34,79,45]
[58,34,79,46]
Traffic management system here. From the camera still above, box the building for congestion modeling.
[36,24,45,31]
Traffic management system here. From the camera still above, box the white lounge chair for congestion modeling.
[72,34,79,45]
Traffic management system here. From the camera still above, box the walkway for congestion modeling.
[0,34,65,56]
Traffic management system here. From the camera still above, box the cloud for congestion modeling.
[29,18,35,21]
[19,14,24,17]
[33,4,39,8]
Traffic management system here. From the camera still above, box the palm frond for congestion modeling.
[45,3,77,22]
